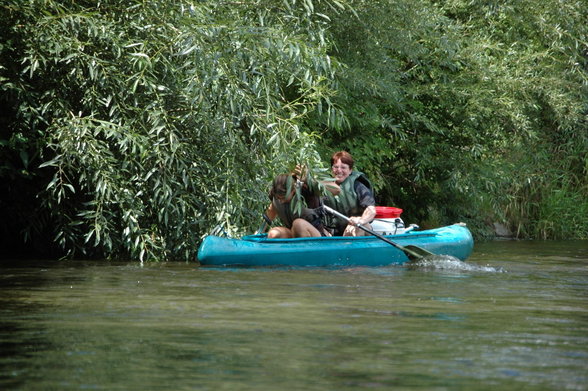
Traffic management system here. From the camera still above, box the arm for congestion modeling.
[319,179,340,196]
[349,181,376,226]
[256,203,277,234]
[264,203,278,221]
[348,206,376,226]
[295,164,340,196]
[359,205,376,225]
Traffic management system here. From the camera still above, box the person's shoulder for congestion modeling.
[354,180,371,193]
[353,171,372,190]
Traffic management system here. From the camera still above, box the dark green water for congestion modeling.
[1,240,587,390]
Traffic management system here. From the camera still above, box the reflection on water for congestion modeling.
[1,241,587,390]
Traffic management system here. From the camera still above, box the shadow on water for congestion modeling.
[0,264,60,389]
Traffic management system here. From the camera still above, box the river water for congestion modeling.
[1,240,587,390]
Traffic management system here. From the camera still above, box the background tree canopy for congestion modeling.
[1,0,586,261]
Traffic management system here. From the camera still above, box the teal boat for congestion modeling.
[197,223,474,267]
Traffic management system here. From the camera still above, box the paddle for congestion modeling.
[255,213,273,235]
[322,205,434,261]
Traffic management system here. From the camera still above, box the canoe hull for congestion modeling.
[197,224,474,267]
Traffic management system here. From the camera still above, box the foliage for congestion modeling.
[1,0,586,263]
[317,0,588,238]
[0,0,346,261]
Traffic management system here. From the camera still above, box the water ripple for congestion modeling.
[411,255,507,273]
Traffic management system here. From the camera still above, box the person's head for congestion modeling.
[330,151,354,184]
[269,173,296,202]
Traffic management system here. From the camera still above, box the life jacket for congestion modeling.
[323,170,373,232]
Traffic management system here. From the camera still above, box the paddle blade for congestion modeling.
[403,245,436,260]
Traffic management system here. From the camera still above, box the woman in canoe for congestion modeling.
[263,172,339,238]
[323,150,376,236]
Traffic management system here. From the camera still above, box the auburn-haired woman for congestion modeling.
[324,151,376,236]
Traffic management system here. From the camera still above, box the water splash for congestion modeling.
[410,255,506,273]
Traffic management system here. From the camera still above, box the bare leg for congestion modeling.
[268,227,293,238]
[291,218,322,237]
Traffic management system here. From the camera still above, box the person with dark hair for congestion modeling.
[263,172,339,238]
[323,151,376,236]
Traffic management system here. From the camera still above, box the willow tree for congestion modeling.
[0,0,347,261]
[440,0,588,239]
[317,0,587,238]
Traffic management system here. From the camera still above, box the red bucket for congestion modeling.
[375,206,403,218]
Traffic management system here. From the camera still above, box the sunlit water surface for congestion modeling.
[1,240,587,390]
